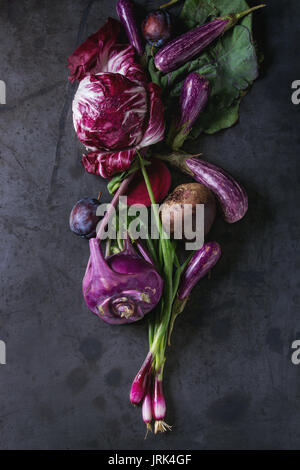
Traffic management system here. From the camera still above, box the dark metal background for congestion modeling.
[0,0,299,450]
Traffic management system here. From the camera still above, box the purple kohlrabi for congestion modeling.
[83,238,163,325]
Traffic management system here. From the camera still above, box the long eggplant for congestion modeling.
[167,73,210,150]
[116,0,144,56]
[186,158,248,224]
[155,5,265,73]
[156,152,248,224]
[168,241,221,343]
[178,241,221,300]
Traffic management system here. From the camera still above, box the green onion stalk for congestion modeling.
[129,152,191,434]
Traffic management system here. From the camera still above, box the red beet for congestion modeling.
[127,159,171,206]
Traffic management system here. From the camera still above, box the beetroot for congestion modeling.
[127,159,171,206]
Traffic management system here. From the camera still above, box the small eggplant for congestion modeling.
[156,152,248,224]
[186,157,248,224]
[116,0,144,56]
[178,241,221,300]
[167,241,221,344]
[167,73,210,150]
[155,5,265,73]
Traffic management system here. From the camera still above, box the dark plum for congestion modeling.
[69,198,101,239]
[142,10,171,47]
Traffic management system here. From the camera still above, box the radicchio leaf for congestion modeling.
[73,73,148,151]
[70,18,165,179]
[68,17,147,85]
[68,18,121,83]
[82,148,136,178]
[138,83,165,149]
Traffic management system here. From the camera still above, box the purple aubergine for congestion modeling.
[142,10,172,47]
[168,73,210,150]
[69,198,101,239]
[178,241,221,300]
[83,238,163,325]
[178,73,210,132]
[186,157,248,223]
[154,4,266,73]
[116,0,144,56]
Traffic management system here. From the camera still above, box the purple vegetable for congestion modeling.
[135,239,154,265]
[142,377,153,435]
[178,74,210,133]
[142,10,172,47]
[130,352,152,404]
[153,376,165,420]
[83,238,163,325]
[74,73,147,150]
[153,374,171,434]
[73,72,165,179]
[116,0,144,56]
[168,73,210,150]
[178,241,221,300]
[186,157,248,223]
[70,18,164,178]
[154,5,266,73]
[156,151,248,223]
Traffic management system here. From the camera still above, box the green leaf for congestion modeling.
[190,97,241,137]
[180,0,219,28]
[167,296,188,346]
[145,44,162,87]
[147,0,260,137]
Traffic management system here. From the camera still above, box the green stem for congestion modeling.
[145,235,159,268]
[149,318,154,349]
[236,4,266,20]
[224,4,266,31]
[159,0,181,9]
[150,322,165,356]
[105,238,111,258]
[137,152,172,279]
[137,152,174,370]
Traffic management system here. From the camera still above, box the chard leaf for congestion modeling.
[147,0,260,137]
